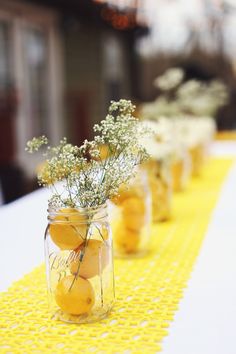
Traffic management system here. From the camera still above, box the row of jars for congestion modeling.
[44,117,215,323]
[44,150,204,324]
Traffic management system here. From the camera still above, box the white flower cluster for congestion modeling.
[153,68,184,91]
[140,119,174,161]
[141,67,229,119]
[140,115,216,166]
[177,79,229,117]
[25,135,48,153]
[171,116,216,149]
[26,100,149,209]
[139,67,227,157]
[140,97,180,121]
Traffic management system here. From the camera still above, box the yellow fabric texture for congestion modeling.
[0,158,233,354]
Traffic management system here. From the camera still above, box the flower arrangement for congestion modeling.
[140,67,227,178]
[176,79,229,117]
[153,67,184,92]
[141,67,229,119]
[26,99,150,323]
[26,99,149,209]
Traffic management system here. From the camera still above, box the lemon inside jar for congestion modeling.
[70,239,109,279]
[55,275,95,315]
[111,173,151,257]
[49,208,87,250]
[114,221,140,253]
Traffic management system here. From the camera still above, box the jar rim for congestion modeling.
[47,202,108,222]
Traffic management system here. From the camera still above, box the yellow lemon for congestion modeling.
[122,197,145,231]
[55,275,95,315]
[171,160,183,192]
[70,239,109,279]
[49,208,87,250]
[189,144,204,176]
[111,183,143,205]
[115,224,140,254]
[148,175,171,221]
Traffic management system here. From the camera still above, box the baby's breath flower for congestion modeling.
[26,99,150,209]
[25,135,48,153]
[154,68,184,91]
[141,69,229,119]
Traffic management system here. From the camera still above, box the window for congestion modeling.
[0,21,11,90]
[0,2,63,176]
[23,27,49,138]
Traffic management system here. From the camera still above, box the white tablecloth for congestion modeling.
[1,141,236,354]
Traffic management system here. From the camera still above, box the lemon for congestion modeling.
[49,208,87,250]
[70,239,109,279]
[122,197,145,231]
[171,160,183,192]
[55,275,95,315]
[111,184,142,205]
[114,222,140,253]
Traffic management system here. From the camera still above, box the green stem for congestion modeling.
[94,224,105,242]
[65,177,74,206]
[68,215,93,292]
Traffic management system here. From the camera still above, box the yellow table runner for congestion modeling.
[215,131,236,141]
[0,158,233,354]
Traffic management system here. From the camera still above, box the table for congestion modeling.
[163,142,236,354]
[1,141,236,354]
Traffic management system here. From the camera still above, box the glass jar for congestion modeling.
[147,158,172,222]
[189,143,205,177]
[171,148,191,192]
[44,204,115,324]
[110,169,152,258]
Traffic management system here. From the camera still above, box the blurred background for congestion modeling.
[0,0,236,204]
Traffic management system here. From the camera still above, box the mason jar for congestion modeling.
[44,204,115,324]
[146,158,172,222]
[110,169,152,258]
[188,143,205,177]
[171,147,191,192]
